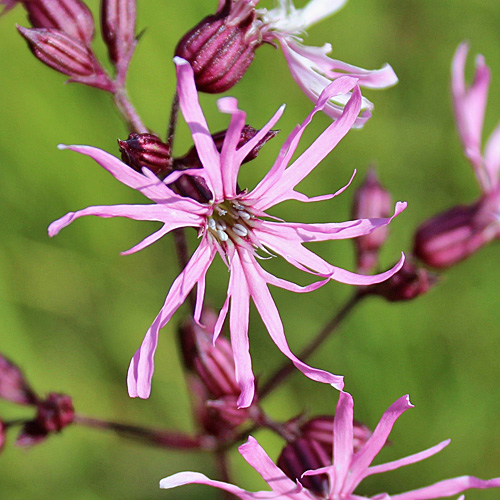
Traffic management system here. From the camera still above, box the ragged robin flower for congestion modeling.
[160,391,500,500]
[49,57,405,408]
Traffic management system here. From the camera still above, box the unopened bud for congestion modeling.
[17,26,113,91]
[413,191,500,268]
[352,169,392,273]
[172,125,278,202]
[16,393,74,447]
[0,353,38,406]
[23,0,95,45]
[179,312,253,437]
[367,259,438,301]
[278,415,373,495]
[278,438,330,495]
[101,0,137,72]
[179,313,240,399]
[301,416,372,455]
[175,125,279,170]
[175,1,261,93]
[119,133,172,176]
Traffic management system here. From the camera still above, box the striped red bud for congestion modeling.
[17,26,113,90]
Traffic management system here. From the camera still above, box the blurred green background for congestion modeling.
[1,0,500,499]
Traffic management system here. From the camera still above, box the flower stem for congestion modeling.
[74,414,213,450]
[113,86,148,134]
[214,449,234,500]
[259,290,367,399]
[166,91,179,150]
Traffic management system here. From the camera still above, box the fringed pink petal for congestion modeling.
[217,96,247,198]
[249,77,360,211]
[343,395,414,494]
[363,439,450,480]
[331,391,354,495]
[390,475,500,500]
[228,252,255,408]
[239,437,307,496]
[275,201,406,243]
[241,251,344,390]
[451,43,492,192]
[127,240,215,398]
[174,57,223,197]
[160,471,269,500]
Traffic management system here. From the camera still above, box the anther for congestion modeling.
[238,210,251,220]
[217,229,229,242]
[233,224,248,237]
[208,218,216,230]
[217,220,227,231]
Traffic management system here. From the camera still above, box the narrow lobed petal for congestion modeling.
[343,395,414,494]
[174,57,223,198]
[127,239,216,398]
[390,475,500,500]
[331,391,354,494]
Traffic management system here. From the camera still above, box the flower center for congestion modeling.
[206,199,255,245]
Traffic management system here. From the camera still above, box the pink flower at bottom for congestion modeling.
[160,391,500,500]
[49,57,405,408]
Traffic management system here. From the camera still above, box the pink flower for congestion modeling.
[413,43,500,268]
[160,391,500,499]
[452,42,500,194]
[49,57,405,408]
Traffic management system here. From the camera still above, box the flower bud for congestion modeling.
[17,26,113,91]
[367,259,438,302]
[175,1,261,93]
[23,0,95,45]
[179,313,240,399]
[278,416,373,495]
[352,169,392,273]
[277,438,330,495]
[300,415,372,455]
[101,0,137,71]
[16,393,74,447]
[179,312,253,437]
[175,125,279,170]
[0,420,6,452]
[0,353,38,406]
[119,133,172,176]
[413,191,500,268]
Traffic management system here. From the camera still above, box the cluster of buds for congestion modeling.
[118,125,279,204]
[0,354,74,450]
[352,169,436,301]
[13,0,137,91]
[178,310,255,441]
[277,415,372,495]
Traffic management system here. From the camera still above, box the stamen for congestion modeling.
[233,203,246,210]
[217,229,229,241]
[238,210,251,220]
[233,224,248,237]
[208,218,216,230]
[217,220,227,230]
